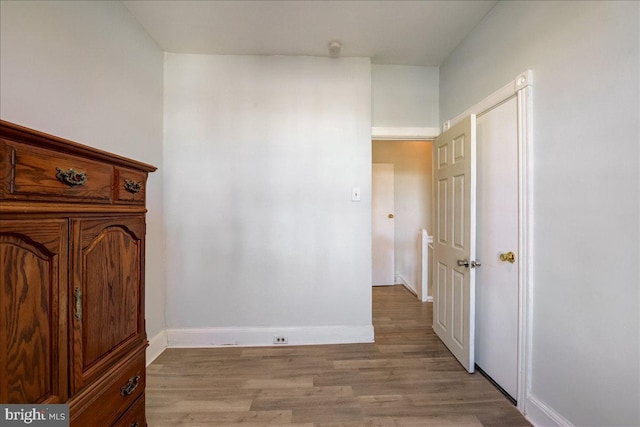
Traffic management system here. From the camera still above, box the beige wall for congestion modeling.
[372,141,432,295]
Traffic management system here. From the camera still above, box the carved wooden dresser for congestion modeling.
[0,120,156,426]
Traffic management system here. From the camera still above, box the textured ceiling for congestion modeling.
[123,0,498,66]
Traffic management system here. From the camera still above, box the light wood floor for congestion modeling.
[147,286,531,426]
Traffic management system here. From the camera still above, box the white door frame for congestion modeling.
[442,70,533,415]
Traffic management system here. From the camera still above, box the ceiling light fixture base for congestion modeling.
[328,41,342,58]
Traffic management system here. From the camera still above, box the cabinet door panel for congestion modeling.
[0,220,67,403]
[70,216,145,394]
[83,228,139,363]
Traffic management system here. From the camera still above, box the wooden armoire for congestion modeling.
[0,120,156,426]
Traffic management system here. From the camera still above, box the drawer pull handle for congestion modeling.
[124,179,142,194]
[74,287,82,321]
[120,373,140,396]
[56,167,87,186]
[129,422,139,427]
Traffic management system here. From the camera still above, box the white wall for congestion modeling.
[164,54,373,346]
[372,65,439,128]
[372,141,433,296]
[440,2,639,426]
[0,1,167,354]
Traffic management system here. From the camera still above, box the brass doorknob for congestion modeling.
[388,214,394,218]
[500,251,516,263]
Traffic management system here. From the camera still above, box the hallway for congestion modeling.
[146,286,530,426]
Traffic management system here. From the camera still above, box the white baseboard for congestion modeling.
[166,325,374,348]
[395,274,418,297]
[525,393,574,427]
[146,329,168,366]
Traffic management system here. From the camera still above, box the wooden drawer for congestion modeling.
[2,140,113,202]
[113,394,145,427]
[115,166,147,204]
[71,349,145,427]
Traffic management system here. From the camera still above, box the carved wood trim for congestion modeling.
[0,120,157,173]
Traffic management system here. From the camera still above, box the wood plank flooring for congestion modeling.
[147,285,531,426]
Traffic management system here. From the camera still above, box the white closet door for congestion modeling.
[475,96,519,399]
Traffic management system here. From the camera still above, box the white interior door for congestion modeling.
[475,97,519,399]
[372,163,395,286]
[433,115,477,373]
